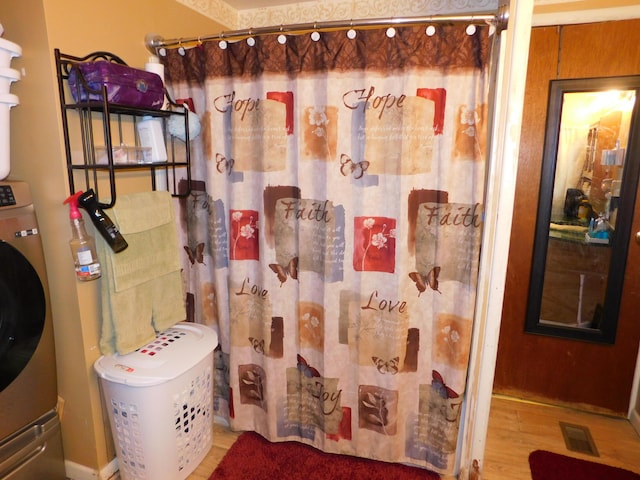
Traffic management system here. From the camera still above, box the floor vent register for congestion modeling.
[559,421,599,456]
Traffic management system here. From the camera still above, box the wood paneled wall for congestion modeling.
[494,19,640,415]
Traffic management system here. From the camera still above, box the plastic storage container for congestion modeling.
[94,322,218,480]
[0,37,21,68]
[95,145,151,165]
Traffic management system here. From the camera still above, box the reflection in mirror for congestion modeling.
[526,76,640,343]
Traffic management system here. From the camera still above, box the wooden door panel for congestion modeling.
[494,20,640,415]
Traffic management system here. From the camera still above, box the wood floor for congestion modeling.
[185,395,640,479]
[482,395,640,479]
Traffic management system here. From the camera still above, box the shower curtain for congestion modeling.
[162,23,492,475]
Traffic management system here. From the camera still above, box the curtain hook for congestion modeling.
[178,40,186,56]
[247,28,256,47]
[466,24,477,35]
[386,26,396,38]
[425,25,436,37]
[219,32,228,50]
[311,23,320,42]
[278,26,287,45]
[197,36,203,49]
[347,20,356,40]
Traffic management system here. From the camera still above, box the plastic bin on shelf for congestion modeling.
[94,322,218,480]
[0,37,21,68]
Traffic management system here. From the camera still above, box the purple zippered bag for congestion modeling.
[68,60,164,109]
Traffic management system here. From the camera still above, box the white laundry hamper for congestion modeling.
[94,322,218,480]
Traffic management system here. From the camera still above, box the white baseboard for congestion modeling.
[65,457,119,480]
[631,408,640,438]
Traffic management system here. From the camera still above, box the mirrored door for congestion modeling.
[526,76,640,343]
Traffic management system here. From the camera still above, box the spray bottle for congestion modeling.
[63,191,101,281]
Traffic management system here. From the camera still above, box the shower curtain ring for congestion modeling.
[247,29,256,47]
[278,25,287,44]
[311,22,321,42]
[218,32,228,50]
[347,19,357,39]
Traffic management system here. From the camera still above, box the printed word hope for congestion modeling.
[343,86,406,120]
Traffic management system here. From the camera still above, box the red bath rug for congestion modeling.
[210,431,440,480]
[529,450,640,480]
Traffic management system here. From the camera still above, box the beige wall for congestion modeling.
[0,0,222,472]
[2,0,638,473]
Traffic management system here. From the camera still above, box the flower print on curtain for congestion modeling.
[230,210,259,260]
[163,23,493,476]
[353,217,396,273]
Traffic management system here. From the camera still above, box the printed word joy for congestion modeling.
[304,380,342,416]
[343,86,406,120]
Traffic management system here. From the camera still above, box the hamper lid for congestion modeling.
[94,322,218,387]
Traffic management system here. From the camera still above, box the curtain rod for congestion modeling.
[145,10,507,53]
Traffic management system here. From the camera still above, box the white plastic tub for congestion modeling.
[0,37,21,68]
[94,322,218,480]
[0,92,19,181]
[0,67,20,94]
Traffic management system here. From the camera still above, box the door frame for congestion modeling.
[631,352,640,433]
[460,2,640,478]
[458,0,534,477]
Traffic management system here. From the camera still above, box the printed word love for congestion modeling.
[235,277,268,298]
[361,290,407,313]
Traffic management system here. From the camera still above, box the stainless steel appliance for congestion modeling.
[0,181,65,479]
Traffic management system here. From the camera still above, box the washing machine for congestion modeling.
[0,181,66,479]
